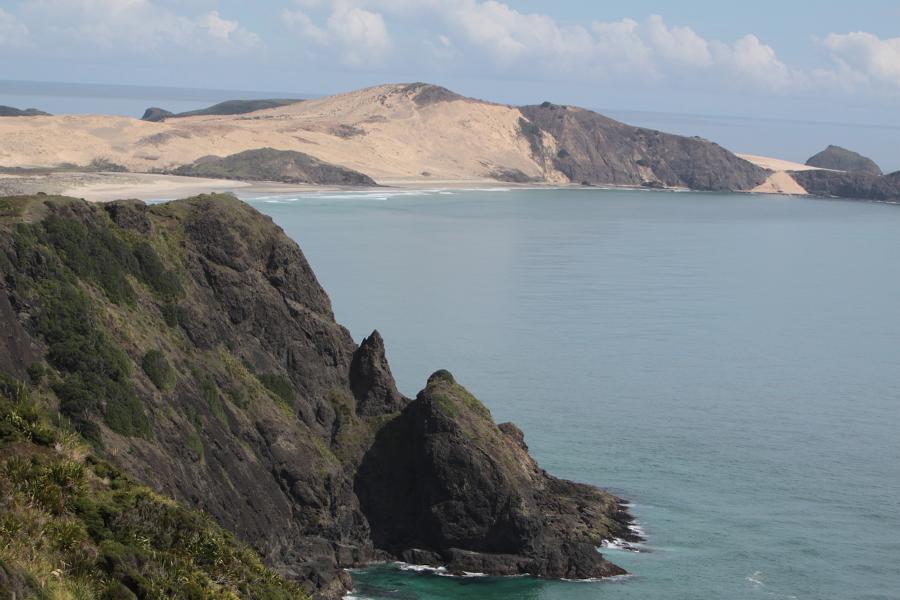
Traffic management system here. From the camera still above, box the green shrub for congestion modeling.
[428,369,456,385]
[41,214,137,304]
[141,350,175,390]
[161,301,189,328]
[0,372,55,445]
[133,242,183,300]
[26,361,46,384]
[31,279,148,442]
[257,374,295,407]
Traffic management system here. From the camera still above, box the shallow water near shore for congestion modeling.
[247,189,900,600]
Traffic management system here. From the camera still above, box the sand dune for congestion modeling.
[0,84,833,200]
[0,84,562,184]
[751,171,809,195]
[736,154,821,172]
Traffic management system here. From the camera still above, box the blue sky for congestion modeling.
[1,0,899,124]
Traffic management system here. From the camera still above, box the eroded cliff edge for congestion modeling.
[0,193,635,598]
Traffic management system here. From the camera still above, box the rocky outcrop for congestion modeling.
[0,105,50,117]
[356,370,636,578]
[519,103,770,191]
[171,148,377,186]
[403,83,466,107]
[789,169,900,202]
[349,331,407,417]
[0,194,634,598]
[141,99,303,121]
[141,106,173,121]
[805,145,882,175]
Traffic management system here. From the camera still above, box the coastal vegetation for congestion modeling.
[0,373,309,600]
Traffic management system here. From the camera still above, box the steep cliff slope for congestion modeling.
[0,194,635,598]
[0,373,308,600]
[519,103,769,190]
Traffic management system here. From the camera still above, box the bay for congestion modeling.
[247,188,900,600]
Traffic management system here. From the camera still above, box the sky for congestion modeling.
[1,0,900,125]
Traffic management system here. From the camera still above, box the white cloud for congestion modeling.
[282,8,329,44]
[15,0,259,54]
[821,32,900,88]
[711,35,795,91]
[283,2,392,66]
[0,8,29,47]
[411,3,795,89]
[639,14,711,68]
[328,5,391,65]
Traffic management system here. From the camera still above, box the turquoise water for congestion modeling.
[247,189,900,600]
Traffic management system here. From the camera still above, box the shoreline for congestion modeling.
[0,161,837,204]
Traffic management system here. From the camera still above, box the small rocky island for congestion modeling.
[805,145,882,175]
[0,193,636,599]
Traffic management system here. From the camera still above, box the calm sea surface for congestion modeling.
[247,189,900,600]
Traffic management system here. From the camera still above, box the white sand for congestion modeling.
[0,85,566,184]
[60,173,252,202]
[750,171,808,195]
[737,154,823,172]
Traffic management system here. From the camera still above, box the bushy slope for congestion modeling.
[0,373,308,600]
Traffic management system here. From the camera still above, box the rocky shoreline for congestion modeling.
[0,193,635,598]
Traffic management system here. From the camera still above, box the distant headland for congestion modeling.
[0,83,897,204]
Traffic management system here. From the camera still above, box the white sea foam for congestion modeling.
[746,570,765,587]
[397,562,448,574]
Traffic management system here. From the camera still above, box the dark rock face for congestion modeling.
[790,169,900,202]
[0,291,37,380]
[519,104,770,191]
[402,83,466,107]
[103,198,151,233]
[141,99,302,121]
[356,370,636,579]
[141,107,173,121]
[805,145,882,175]
[0,194,634,598]
[171,148,377,186]
[349,330,406,416]
[0,105,50,117]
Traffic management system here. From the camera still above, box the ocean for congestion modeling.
[245,188,900,600]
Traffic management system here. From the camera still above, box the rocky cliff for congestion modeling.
[789,169,900,203]
[519,103,769,191]
[0,193,635,598]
